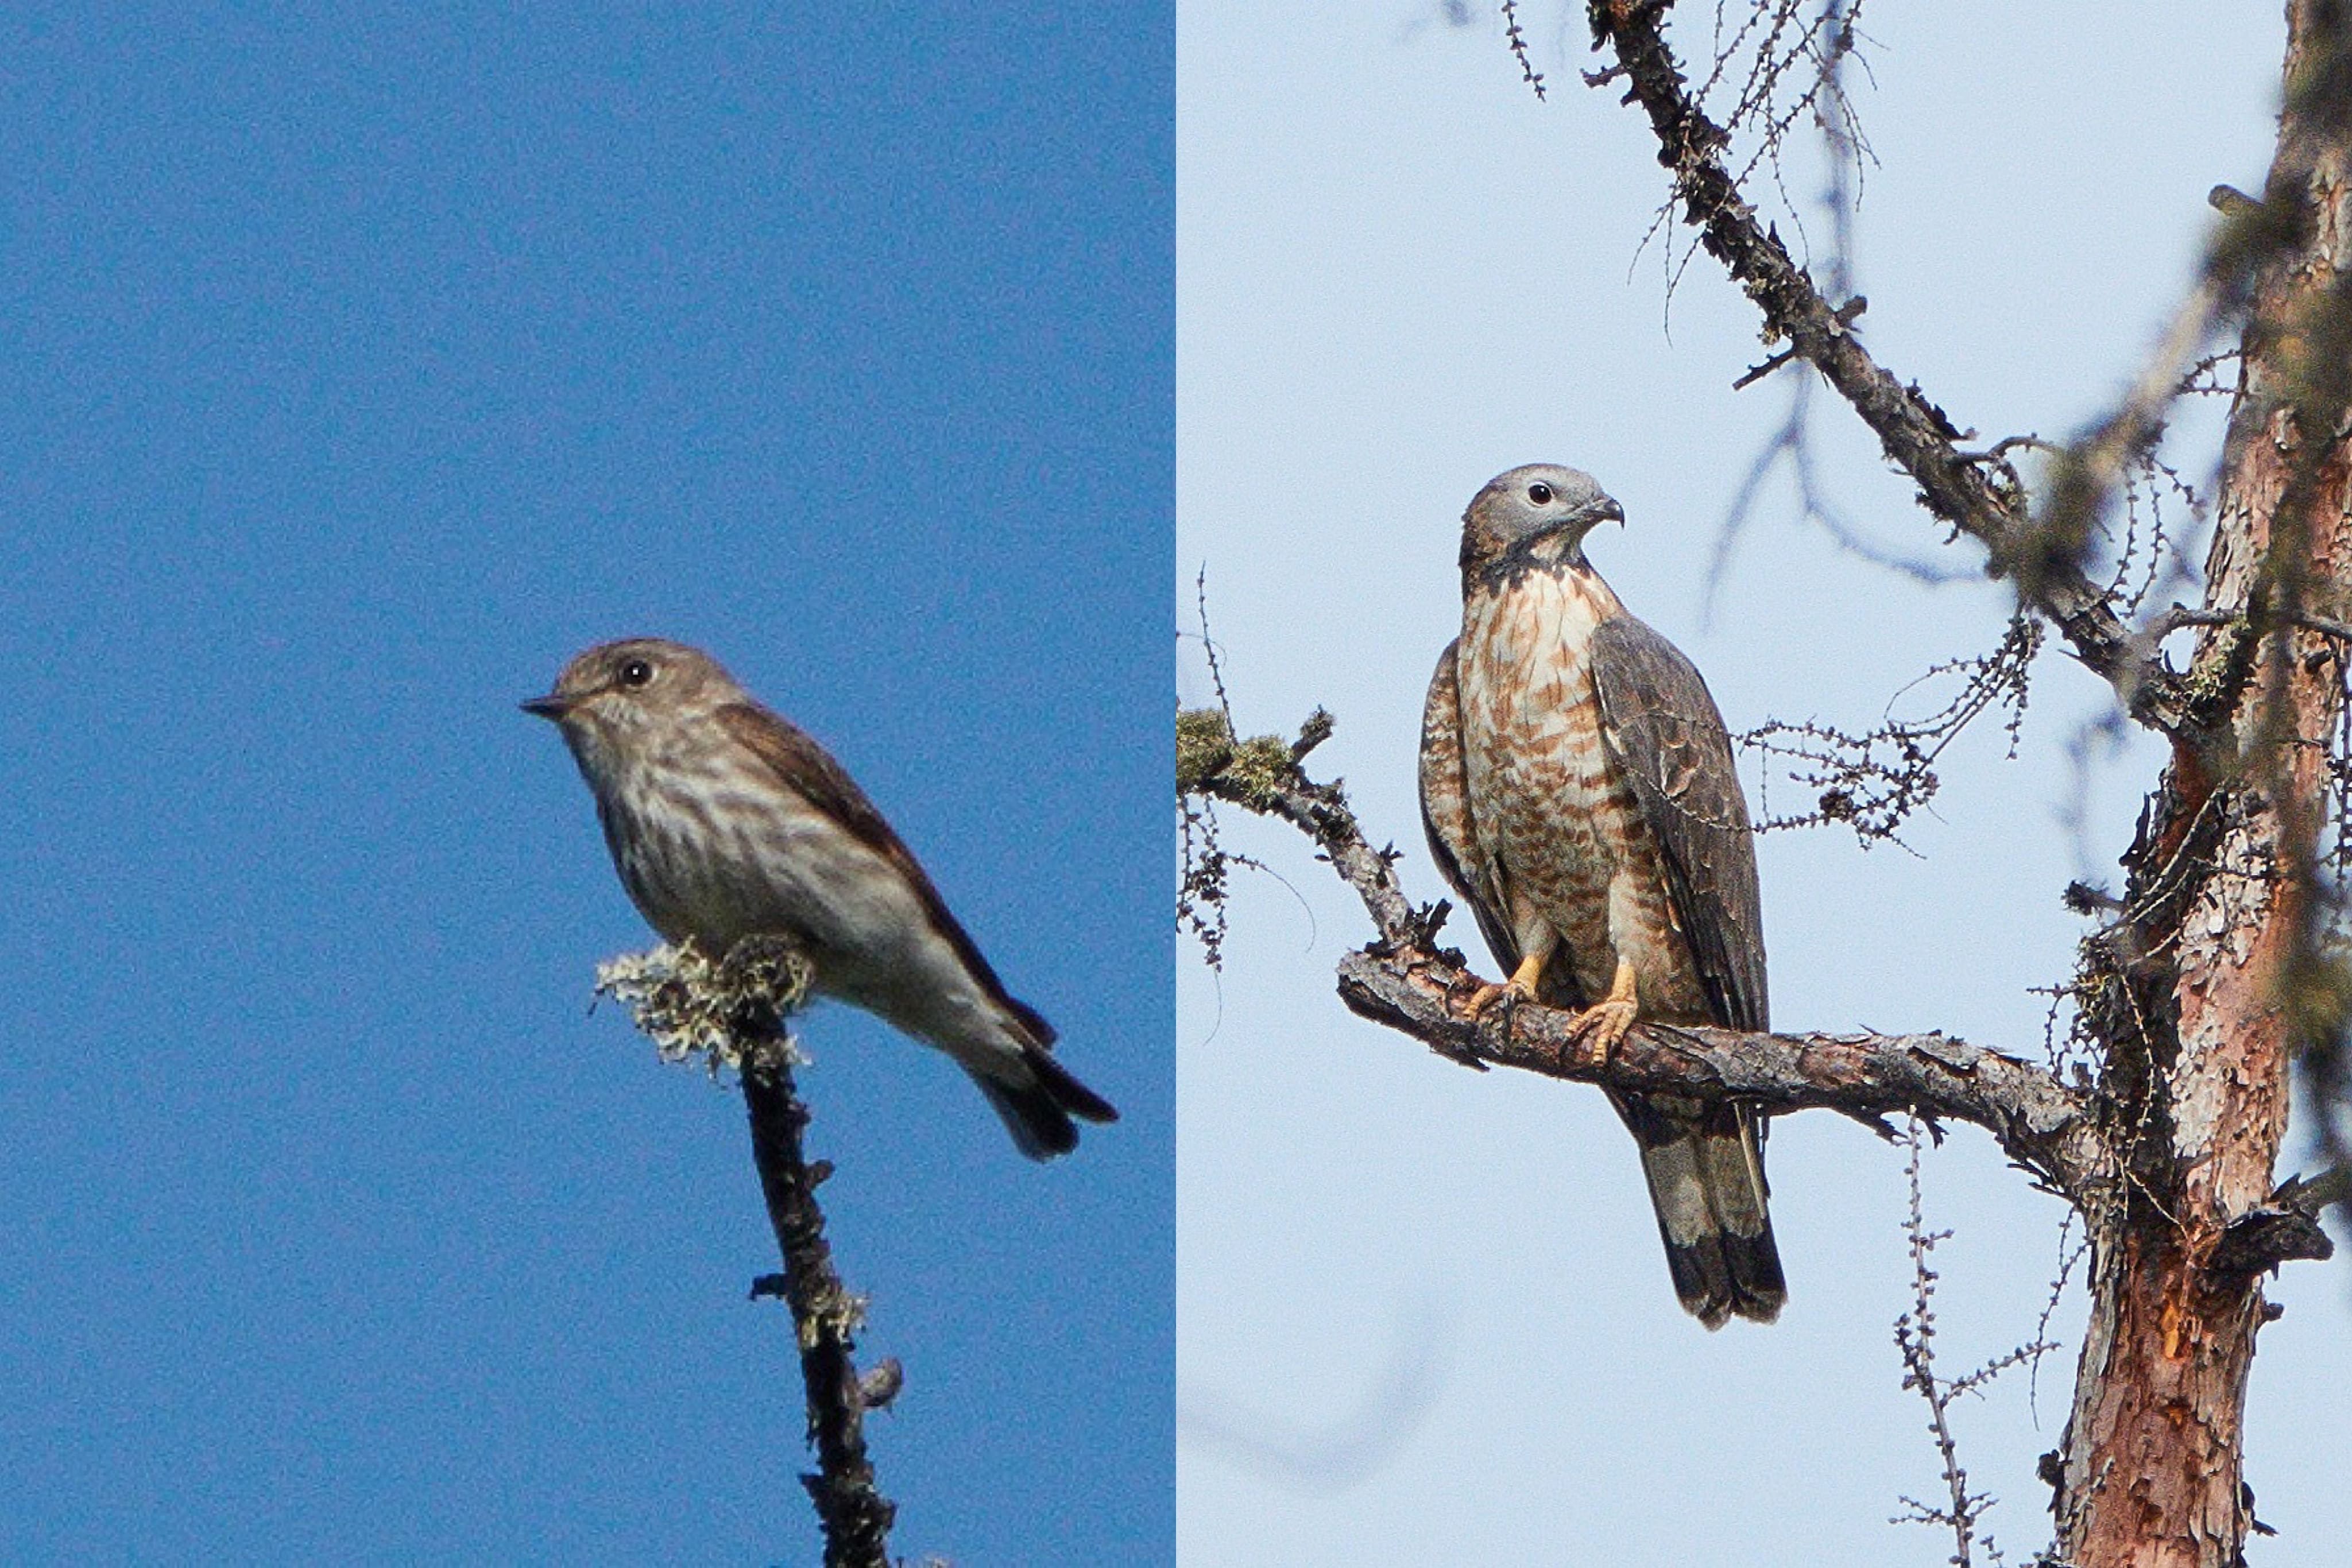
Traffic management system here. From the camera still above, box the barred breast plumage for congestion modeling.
[1455,560,1708,1022]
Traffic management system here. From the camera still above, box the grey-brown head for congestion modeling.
[521,637,749,775]
[1459,463,1625,582]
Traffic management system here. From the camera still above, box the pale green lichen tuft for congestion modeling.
[1218,733,1298,811]
[2183,615,2256,719]
[594,937,814,1074]
[1175,706,1236,794]
[1177,706,1328,810]
[1179,706,1339,969]
[799,1290,871,1348]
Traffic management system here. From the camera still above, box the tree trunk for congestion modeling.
[2053,7,2352,1563]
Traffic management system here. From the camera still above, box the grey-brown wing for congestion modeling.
[713,701,1058,1047]
[1588,615,1768,1033]
[1417,638,1520,974]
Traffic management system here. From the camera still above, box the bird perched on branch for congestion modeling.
[525,638,1117,1159]
[1418,465,1785,1326]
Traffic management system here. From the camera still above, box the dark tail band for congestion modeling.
[1614,1091,1786,1329]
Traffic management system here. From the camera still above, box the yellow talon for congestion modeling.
[1569,958,1639,1066]
[1464,951,1548,1021]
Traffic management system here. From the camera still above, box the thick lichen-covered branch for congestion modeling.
[597,939,897,1568]
[1178,707,2102,1201]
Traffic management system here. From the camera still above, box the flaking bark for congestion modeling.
[1186,9,2352,1562]
[1571,6,2352,1562]
[2051,6,2352,1561]
[1334,949,2103,1201]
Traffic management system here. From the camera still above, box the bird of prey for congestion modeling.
[525,638,1117,1160]
[1417,465,1785,1327]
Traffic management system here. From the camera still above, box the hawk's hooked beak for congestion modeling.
[520,694,574,721]
[1596,498,1626,529]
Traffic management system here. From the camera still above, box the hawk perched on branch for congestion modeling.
[1418,464,1786,1327]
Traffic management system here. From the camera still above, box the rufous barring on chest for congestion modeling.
[1456,557,1707,1020]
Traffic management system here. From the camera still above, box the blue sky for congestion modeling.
[1178,3,2350,1563]
[0,6,1169,1563]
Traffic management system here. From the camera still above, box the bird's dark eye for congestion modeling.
[1528,482,1554,505]
[618,659,655,688]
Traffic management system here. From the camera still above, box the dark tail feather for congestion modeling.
[1614,1092,1786,1328]
[1698,1102,1786,1322]
[977,1042,1119,1162]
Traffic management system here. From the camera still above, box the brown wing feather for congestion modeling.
[1417,639,1521,973]
[1591,616,1784,1323]
[1587,615,1767,1033]
[712,702,1058,1048]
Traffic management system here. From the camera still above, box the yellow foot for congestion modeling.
[1464,950,1549,1021]
[1463,977,1531,1021]
[1566,1000,1637,1066]
[1568,958,1641,1066]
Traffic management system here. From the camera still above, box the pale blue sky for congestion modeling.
[1178,4,2347,1563]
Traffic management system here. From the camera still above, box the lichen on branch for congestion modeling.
[594,935,814,1071]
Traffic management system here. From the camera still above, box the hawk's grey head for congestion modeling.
[1458,463,1625,579]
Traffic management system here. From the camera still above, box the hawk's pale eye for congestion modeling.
[1528,482,1554,505]
[618,659,655,689]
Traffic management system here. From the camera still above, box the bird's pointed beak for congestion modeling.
[520,694,572,721]
[1602,498,1626,528]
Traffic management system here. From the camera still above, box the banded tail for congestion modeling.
[1612,1091,1785,1328]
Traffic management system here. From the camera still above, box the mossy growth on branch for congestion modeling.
[1176,705,1315,810]
[594,936,814,1073]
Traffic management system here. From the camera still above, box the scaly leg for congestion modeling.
[1569,958,1639,1066]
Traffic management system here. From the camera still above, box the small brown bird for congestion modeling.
[1419,464,1785,1326]
[525,637,1117,1159]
